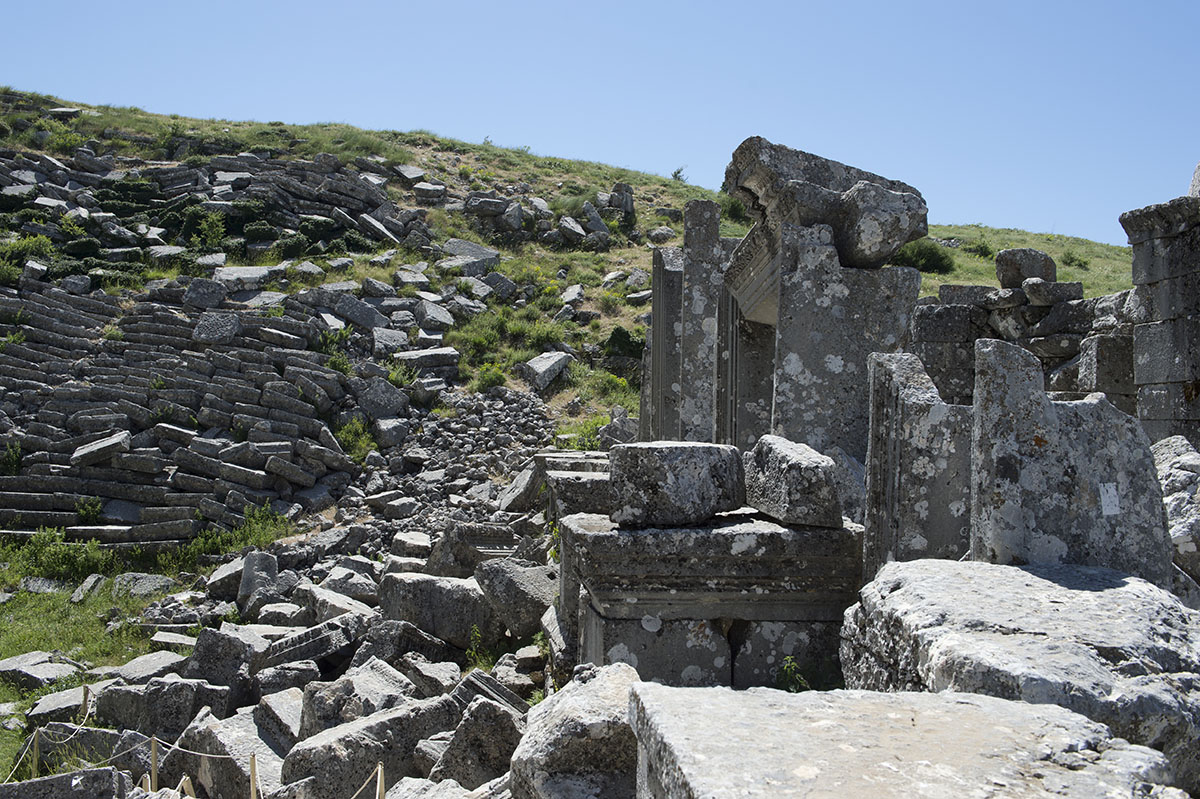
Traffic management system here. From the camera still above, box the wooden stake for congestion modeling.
[177,775,197,797]
[30,728,38,778]
[151,737,159,791]
[376,761,385,799]
[250,753,258,799]
[140,774,150,791]
[80,684,89,722]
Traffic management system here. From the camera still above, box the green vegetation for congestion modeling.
[469,363,507,393]
[919,224,1132,297]
[0,441,20,476]
[334,417,377,464]
[387,363,419,388]
[889,238,955,274]
[465,624,497,672]
[556,414,606,451]
[777,655,813,693]
[73,497,103,525]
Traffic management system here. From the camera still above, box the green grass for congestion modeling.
[918,224,1132,298]
[334,417,378,464]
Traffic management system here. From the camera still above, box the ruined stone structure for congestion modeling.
[642,137,926,460]
[1121,196,1200,447]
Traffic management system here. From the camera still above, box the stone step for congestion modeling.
[0,491,88,511]
[0,508,79,527]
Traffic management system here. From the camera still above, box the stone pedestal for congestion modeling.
[558,510,860,689]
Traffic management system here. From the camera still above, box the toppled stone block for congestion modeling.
[96,674,231,740]
[509,663,638,799]
[182,277,228,308]
[1154,435,1200,587]
[300,655,419,738]
[608,442,743,527]
[161,706,284,799]
[428,696,525,790]
[357,376,409,421]
[995,247,1056,288]
[629,682,1186,798]
[971,339,1173,587]
[69,430,131,467]
[0,651,78,691]
[380,573,505,651]
[474,557,557,640]
[193,311,242,344]
[0,767,133,799]
[519,352,573,393]
[742,435,842,527]
[842,558,1200,795]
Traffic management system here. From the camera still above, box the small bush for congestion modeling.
[470,363,506,393]
[388,363,418,388]
[275,233,309,259]
[242,220,276,243]
[1060,249,1090,270]
[47,130,85,155]
[718,191,751,225]
[598,291,623,315]
[777,655,812,693]
[557,415,605,451]
[334,417,377,464]
[0,235,55,267]
[0,441,20,476]
[74,497,103,525]
[326,350,353,376]
[6,528,116,583]
[961,237,995,259]
[889,238,955,274]
[191,211,225,250]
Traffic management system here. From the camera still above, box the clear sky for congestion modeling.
[4,1,1195,245]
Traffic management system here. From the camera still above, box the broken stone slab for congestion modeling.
[428,695,524,790]
[237,550,278,607]
[349,619,459,671]
[0,767,134,799]
[95,674,231,740]
[193,311,242,344]
[742,435,842,527]
[256,686,303,752]
[260,611,372,671]
[161,705,284,799]
[841,558,1200,795]
[1153,435,1200,585]
[27,678,116,726]
[608,442,744,527]
[1022,276,1084,306]
[518,352,572,393]
[281,694,462,799]
[971,339,1173,587]
[396,653,461,699]
[380,573,505,651]
[995,247,1057,288]
[0,651,79,691]
[68,430,131,467]
[257,660,321,697]
[474,557,557,639]
[182,623,270,702]
[182,277,228,309]
[629,683,1186,799]
[509,663,638,799]
[111,571,176,598]
[300,655,419,738]
[723,136,927,268]
[356,376,409,421]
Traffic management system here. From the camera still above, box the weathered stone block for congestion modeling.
[971,339,1173,587]
[742,435,841,527]
[995,247,1056,288]
[608,442,743,527]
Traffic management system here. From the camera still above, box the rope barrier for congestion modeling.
[347,764,381,799]
[1,737,31,784]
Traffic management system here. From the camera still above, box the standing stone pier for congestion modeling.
[1120,196,1200,447]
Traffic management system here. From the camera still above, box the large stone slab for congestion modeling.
[608,442,743,527]
[509,663,638,799]
[742,434,841,527]
[971,338,1173,587]
[379,573,505,650]
[841,558,1200,795]
[630,683,1185,798]
[677,199,725,441]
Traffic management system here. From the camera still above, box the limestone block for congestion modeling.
[629,682,1185,799]
[193,311,242,344]
[69,430,130,467]
[0,768,133,799]
[742,434,842,527]
[580,606,730,687]
[474,557,557,639]
[995,247,1056,288]
[238,551,278,606]
[300,656,419,738]
[730,619,842,690]
[161,706,284,799]
[356,376,409,421]
[509,663,638,799]
[1022,277,1084,306]
[379,573,505,650]
[1078,333,1134,394]
[519,351,572,393]
[428,696,525,790]
[837,179,929,268]
[842,558,1200,795]
[1153,435,1200,585]
[863,353,971,582]
[96,675,231,740]
[608,442,743,527]
[182,277,227,308]
[971,339,1173,587]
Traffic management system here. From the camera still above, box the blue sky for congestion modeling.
[4,1,1195,245]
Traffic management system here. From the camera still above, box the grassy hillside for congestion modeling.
[922,224,1132,298]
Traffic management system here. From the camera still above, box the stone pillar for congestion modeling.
[1120,197,1200,447]
[646,246,684,440]
[678,200,724,442]
[863,352,971,583]
[970,339,1172,587]
[772,224,921,462]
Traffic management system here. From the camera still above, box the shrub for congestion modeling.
[47,130,85,155]
[0,263,18,288]
[671,166,687,182]
[0,235,55,267]
[777,655,812,693]
[191,211,225,250]
[962,237,994,259]
[388,363,418,388]
[0,441,20,475]
[242,220,277,243]
[1060,249,1090,270]
[334,417,377,464]
[598,291,623,315]
[470,363,506,393]
[275,233,309,259]
[63,237,101,257]
[7,528,116,583]
[74,497,103,524]
[557,415,605,451]
[339,230,373,253]
[889,238,955,274]
[718,191,751,225]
